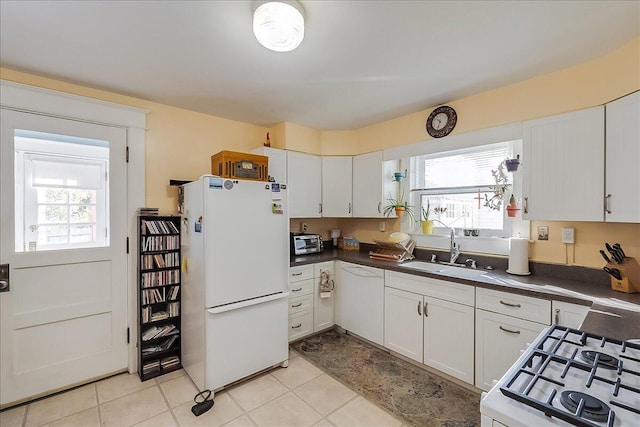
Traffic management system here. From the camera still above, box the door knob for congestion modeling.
[0,264,9,292]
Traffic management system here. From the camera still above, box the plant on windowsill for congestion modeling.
[383,189,417,222]
[420,199,433,234]
[484,161,509,211]
[506,194,520,217]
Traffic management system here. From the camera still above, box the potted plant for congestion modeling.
[484,161,509,211]
[505,155,521,172]
[383,189,416,222]
[506,194,520,217]
[421,199,433,234]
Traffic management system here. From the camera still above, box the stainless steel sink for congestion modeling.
[402,261,488,279]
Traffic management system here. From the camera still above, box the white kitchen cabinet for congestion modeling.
[552,300,590,329]
[423,296,474,384]
[321,156,353,217]
[605,91,640,223]
[522,106,604,221]
[352,151,399,217]
[251,147,287,183]
[384,287,423,362]
[335,262,384,345]
[288,265,314,342]
[287,151,322,218]
[475,287,550,391]
[384,271,475,383]
[313,261,335,332]
[475,309,548,391]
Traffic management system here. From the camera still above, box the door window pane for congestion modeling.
[14,130,109,252]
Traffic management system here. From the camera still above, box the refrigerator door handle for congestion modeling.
[207,291,290,314]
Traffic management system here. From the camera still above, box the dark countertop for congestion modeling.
[291,249,640,341]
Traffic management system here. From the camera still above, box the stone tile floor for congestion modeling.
[0,347,406,427]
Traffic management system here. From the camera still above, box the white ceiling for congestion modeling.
[1,1,638,130]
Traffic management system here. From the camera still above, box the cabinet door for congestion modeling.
[605,91,640,222]
[252,147,287,184]
[321,156,353,217]
[287,151,322,218]
[423,297,474,384]
[552,300,590,329]
[475,309,547,391]
[335,262,384,345]
[384,287,423,362]
[522,107,604,221]
[313,262,335,332]
[352,152,398,217]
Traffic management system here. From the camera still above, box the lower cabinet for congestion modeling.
[384,271,475,384]
[335,262,384,345]
[552,300,590,329]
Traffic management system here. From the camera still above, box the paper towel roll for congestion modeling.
[507,237,530,275]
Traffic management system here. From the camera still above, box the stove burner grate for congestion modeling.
[580,350,619,369]
[559,391,611,422]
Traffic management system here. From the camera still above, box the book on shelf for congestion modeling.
[141,335,178,355]
[141,324,178,341]
[138,207,159,216]
[161,355,180,369]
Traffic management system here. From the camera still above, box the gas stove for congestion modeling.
[481,325,640,427]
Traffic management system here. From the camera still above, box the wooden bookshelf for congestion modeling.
[138,215,182,381]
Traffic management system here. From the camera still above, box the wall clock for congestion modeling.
[426,105,457,138]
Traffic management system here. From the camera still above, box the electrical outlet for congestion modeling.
[561,227,575,244]
[379,221,386,232]
[300,222,308,232]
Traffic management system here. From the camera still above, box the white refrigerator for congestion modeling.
[181,175,289,393]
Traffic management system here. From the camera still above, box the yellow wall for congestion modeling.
[2,37,639,268]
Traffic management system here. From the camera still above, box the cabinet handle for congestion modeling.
[605,194,612,214]
[499,300,521,308]
[423,301,428,317]
[348,203,352,214]
[291,272,303,277]
[499,326,521,334]
[292,323,302,329]
[417,301,422,316]
[292,287,302,292]
[523,197,529,214]
[319,203,323,214]
[554,308,560,324]
[291,302,302,308]
[377,201,382,213]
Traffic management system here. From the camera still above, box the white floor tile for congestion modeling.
[248,392,321,427]
[100,386,168,427]
[221,414,257,427]
[24,384,97,427]
[0,405,26,427]
[96,372,156,403]
[42,407,100,427]
[293,374,356,416]
[155,369,186,384]
[159,375,199,408]
[271,357,323,389]
[227,374,288,412]
[133,410,178,427]
[328,396,402,427]
[313,419,336,427]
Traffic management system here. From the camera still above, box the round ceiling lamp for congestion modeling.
[253,1,305,52]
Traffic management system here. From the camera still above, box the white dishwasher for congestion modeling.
[335,262,384,345]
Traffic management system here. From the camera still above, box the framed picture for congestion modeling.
[537,226,549,241]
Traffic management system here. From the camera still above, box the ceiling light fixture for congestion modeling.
[253,1,305,52]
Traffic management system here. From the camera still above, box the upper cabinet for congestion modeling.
[522,107,605,221]
[252,147,287,184]
[287,151,322,218]
[321,156,353,217]
[352,151,398,218]
[605,91,640,223]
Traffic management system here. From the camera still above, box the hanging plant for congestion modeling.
[484,161,510,211]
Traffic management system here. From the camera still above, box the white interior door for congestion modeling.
[0,109,129,406]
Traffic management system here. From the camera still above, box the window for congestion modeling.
[410,141,515,237]
[14,130,109,252]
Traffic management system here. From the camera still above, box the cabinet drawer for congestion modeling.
[289,279,314,297]
[288,311,313,341]
[385,270,475,306]
[476,288,550,324]
[290,265,314,283]
[288,294,313,315]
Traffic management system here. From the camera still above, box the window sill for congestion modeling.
[410,233,509,256]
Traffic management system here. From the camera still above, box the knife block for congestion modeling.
[608,256,639,293]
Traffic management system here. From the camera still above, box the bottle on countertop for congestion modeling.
[264,132,271,147]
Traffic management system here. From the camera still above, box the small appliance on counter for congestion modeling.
[290,232,323,255]
[330,229,341,246]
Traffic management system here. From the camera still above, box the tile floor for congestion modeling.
[0,349,406,427]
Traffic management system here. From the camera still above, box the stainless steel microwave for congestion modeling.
[290,233,323,255]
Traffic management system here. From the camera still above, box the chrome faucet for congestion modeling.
[450,228,461,264]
